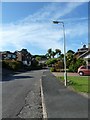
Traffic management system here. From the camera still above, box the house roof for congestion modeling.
[0,51,16,55]
[74,45,89,57]
[78,50,90,59]
[15,50,32,56]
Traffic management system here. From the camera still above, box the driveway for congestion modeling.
[52,72,79,77]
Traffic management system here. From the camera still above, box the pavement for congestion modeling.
[42,70,88,118]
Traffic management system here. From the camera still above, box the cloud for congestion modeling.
[19,2,84,23]
[1,22,63,52]
[0,2,88,54]
[66,22,88,37]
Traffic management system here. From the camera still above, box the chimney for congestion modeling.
[83,44,86,48]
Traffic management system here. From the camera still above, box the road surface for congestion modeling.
[1,69,89,119]
[2,70,44,118]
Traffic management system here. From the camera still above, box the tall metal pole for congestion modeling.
[53,21,67,86]
[62,23,67,86]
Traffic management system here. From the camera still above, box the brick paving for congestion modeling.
[52,72,79,77]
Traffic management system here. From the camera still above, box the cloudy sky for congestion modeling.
[0,2,88,55]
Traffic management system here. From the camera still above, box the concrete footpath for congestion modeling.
[42,70,88,119]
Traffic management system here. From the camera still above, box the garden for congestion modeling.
[57,76,89,93]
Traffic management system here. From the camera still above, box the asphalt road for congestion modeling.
[2,70,44,118]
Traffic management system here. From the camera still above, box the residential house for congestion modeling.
[74,45,90,65]
[74,45,88,59]
[0,51,16,60]
[15,49,32,66]
[78,50,90,64]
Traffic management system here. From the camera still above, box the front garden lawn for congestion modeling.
[57,76,89,93]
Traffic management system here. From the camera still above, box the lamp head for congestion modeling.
[53,21,59,24]
[53,21,64,25]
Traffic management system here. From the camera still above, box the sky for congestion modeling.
[0,2,88,55]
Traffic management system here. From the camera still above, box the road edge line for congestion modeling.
[40,78,48,119]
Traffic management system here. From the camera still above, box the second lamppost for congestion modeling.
[53,21,67,86]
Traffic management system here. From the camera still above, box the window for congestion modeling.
[12,55,16,58]
[81,66,86,69]
[7,54,11,58]
[88,66,90,69]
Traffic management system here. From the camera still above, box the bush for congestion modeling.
[2,60,9,69]
[68,64,77,72]
[31,59,39,67]
[68,58,86,72]
[50,67,55,72]
[28,59,43,70]
[50,61,63,72]
[2,60,23,71]
[46,58,57,67]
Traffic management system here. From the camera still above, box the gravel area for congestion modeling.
[18,89,42,118]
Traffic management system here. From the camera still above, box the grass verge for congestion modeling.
[57,76,89,93]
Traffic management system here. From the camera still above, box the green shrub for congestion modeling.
[50,61,63,72]
[50,67,55,72]
[9,61,22,70]
[46,58,57,67]
[2,60,10,69]
[2,60,23,71]
[55,69,61,72]
[28,59,43,70]
[31,59,39,67]
[68,64,76,72]
[68,58,86,72]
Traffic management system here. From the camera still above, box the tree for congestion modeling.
[46,58,57,67]
[66,50,75,68]
[45,53,49,58]
[51,51,56,58]
[53,60,64,72]
[67,50,75,54]
[47,48,52,58]
[59,53,64,61]
[36,56,41,61]
[55,49,61,58]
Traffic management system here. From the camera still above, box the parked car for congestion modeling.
[78,65,90,76]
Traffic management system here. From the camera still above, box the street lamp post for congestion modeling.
[53,21,67,86]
